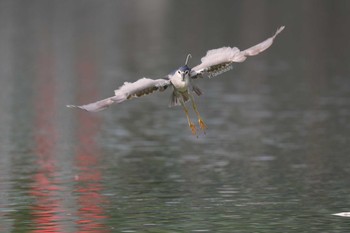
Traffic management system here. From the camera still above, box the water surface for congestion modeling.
[1,0,350,232]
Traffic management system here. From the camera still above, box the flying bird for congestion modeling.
[68,26,285,135]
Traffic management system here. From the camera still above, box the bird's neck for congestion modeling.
[171,75,189,91]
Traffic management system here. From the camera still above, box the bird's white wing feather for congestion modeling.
[67,78,170,112]
[191,26,285,78]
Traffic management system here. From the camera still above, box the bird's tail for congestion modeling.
[169,92,190,107]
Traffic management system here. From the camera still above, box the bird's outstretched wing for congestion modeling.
[191,26,285,79]
[67,78,170,112]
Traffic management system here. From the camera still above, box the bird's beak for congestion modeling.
[182,73,185,81]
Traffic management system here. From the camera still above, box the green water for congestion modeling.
[1,0,350,232]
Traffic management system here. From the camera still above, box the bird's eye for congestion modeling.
[185,70,189,74]
[177,71,181,74]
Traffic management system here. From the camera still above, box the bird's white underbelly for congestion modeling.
[170,76,189,92]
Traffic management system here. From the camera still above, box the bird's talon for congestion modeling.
[189,123,197,135]
[198,118,207,131]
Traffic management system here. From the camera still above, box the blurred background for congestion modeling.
[1,0,350,232]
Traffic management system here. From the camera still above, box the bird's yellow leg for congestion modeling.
[180,100,196,135]
[189,94,207,132]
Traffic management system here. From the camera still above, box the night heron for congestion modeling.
[68,26,285,135]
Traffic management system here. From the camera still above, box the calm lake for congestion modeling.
[1,0,350,232]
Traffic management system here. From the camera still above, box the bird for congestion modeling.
[67,26,285,135]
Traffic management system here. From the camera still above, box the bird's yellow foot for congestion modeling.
[189,122,197,135]
[198,118,207,132]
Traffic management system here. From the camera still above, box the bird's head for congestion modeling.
[176,65,191,80]
[176,54,192,80]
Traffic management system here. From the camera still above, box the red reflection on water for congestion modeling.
[73,48,110,233]
[31,43,63,233]
[29,33,109,232]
